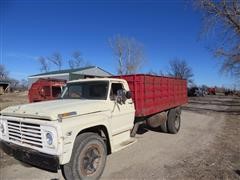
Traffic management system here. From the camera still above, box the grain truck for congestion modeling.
[0,74,187,179]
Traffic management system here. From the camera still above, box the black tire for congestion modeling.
[159,120,168,133]
[167,108,181,134]
[62,132,107,180]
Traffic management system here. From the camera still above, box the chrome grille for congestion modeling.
[7,120,43,148]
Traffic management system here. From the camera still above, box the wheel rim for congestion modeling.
[174,115,180,130]
[80,145,101,176]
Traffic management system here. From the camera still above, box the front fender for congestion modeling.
[59,112,111,164]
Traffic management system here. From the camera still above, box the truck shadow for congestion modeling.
[235,170,240,176]
[18,161,58,173]
[182,107,240,116]
[137,124,165,135]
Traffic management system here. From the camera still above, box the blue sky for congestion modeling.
[0,0,236,88]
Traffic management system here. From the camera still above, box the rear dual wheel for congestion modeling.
[160,120,168,133]
[167,108,181,134]
[147,107,181,134]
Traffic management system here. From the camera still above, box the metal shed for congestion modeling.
[0,80,10,94]
[28,66,112,89]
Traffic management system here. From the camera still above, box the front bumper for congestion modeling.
[0,141,59,172]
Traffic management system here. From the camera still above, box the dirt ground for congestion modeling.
[0,93,240,180]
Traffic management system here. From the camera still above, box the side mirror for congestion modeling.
[126,91,132,99]
[116,89,127,104]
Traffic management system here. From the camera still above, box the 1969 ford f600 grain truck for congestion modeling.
[0,74,187,179]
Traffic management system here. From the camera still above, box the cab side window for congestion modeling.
[110,83,123,101]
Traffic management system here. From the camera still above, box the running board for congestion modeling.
[113,138,137,152]
[120,138,137,146]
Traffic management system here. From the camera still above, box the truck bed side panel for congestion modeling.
[114,74,188,117]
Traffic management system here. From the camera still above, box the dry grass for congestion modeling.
[0,92,28,110]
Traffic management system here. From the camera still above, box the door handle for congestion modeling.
[128,101,133,104]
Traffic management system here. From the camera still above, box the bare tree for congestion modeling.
[217,47,240,77]
[148,69,158,75]
[38,56,50,72]
[20,79,28,90]
[148,69,165,76]
[109,35,145,75]
[0,64,9,80]
[48,52,62,70]
[68,51,84,69]
[159,70,165,76]
[0,64,23,91]
[195,0,240,78]
[168,58,194,84]
[9,78,19,90]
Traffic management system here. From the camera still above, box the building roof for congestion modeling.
[0,79,11,84]
[29,66,112,77]
[68,77,126,83]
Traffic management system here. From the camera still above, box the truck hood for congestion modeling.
[0,99,109,120]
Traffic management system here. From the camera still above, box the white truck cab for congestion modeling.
[0,78,135,179]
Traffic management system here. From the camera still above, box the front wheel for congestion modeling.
[167,108,181,134]
[62,132,107,180]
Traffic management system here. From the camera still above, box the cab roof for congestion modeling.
[67,77,126,84]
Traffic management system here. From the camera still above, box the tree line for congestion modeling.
[38,0,240,86]
[36,35,194,85]
[195,0,240,80]
[1,0,239,89]
[38,51,90,72]
[0,64,28,90]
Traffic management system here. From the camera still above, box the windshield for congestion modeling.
[61,81,109,100]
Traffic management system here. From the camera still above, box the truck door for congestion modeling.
[109,82,135,136]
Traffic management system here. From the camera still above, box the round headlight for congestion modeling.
[46,132,53,145]
[0,123,5,134]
